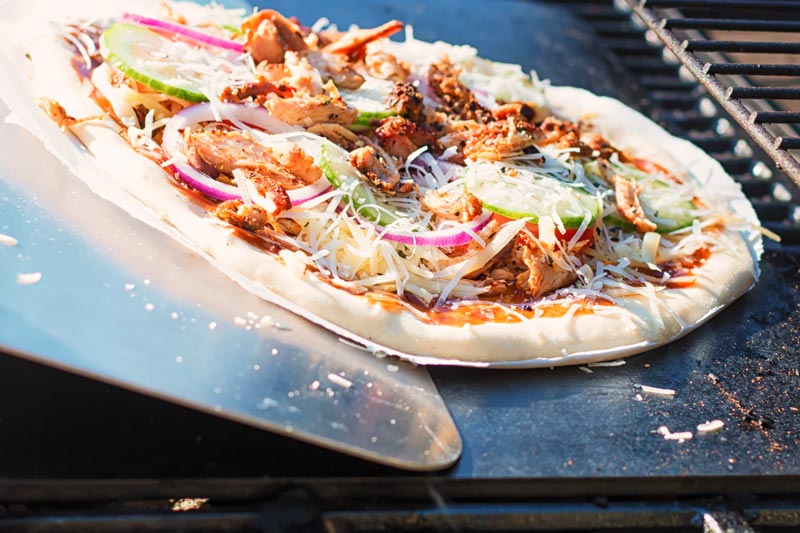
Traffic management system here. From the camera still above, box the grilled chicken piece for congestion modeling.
[243,9,309,63]
[233,169,293,216]
[610,174,658,233]
[220,77,294,105]
[214,199,272,231]
[264,93,358,127]
[185,127,310,190]
[307,123,365,151]
[349,144,410,193]
[580,131,623,159]
[386,82,425,123]
[511,234,578,299]
[38,98,77,130]
[537,117,581,146]
[463,118,539,162]
[428,58,491,123]
[373,116,437,159]
[492,102,538,124]
[272,144,322,184]
[323,20,404,58]
[421,189,482,223]
[364,48,410,82]
[302,50,365,90]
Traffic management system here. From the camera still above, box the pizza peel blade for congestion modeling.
[0,108,461,471]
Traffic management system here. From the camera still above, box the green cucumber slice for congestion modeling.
[464,164,601,228]
[100,23,209,103]
[319,144,401,226]
[607,161,698,233]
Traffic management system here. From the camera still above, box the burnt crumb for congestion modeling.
[743,409,776,430]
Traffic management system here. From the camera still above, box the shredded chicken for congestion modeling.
[233,169,293,216]
[421,189,482,223]
[219,77,294,105]
[492,102,538,124]
[185,126,309,190]
[302,50,365,90]
[242,9,309,64]
[386,82,425,123]
[580,131,622,160]
[38,98,103,131]
[373,116,437,159]
[264,93,357,128]
[349,144,410,193]
[428,58,490,123]
[272,144,322,184]
[307,123,365,151]
[510,234,578,298]
[364,47,409,82]
[323,20,404,58]
[214,199,272,232]
[610,174,658,233]
[537,117,581,147]
[39,98,76,130]
[463,118,539,162]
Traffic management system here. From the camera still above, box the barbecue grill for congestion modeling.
[1,0,799,531]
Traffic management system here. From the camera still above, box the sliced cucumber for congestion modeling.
[100,23,208,103]
[463,164,601,228]
[319,144,401,226]
[607,161,698,233]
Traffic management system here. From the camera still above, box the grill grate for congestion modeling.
[626,0,800,199]
[540,0,800,247]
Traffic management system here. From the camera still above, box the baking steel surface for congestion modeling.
[0,108,460,471]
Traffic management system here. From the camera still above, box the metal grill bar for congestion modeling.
[628,0,800,187]
[751,111,800,124]
[727,87,800,100]
[704,63,800,76]
[644,0,800,10]
[774,136,800,150]
[665,18,800,32]
[685,40,800,54]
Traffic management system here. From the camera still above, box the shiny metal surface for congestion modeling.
[0,104,461,471]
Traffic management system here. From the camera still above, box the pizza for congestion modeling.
[0,0,763,367]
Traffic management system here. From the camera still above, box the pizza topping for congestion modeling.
[373,116,438,160]
[428,58,491,123]
[264,91,357,127]
[121,13,244,52]
[303,50,365,90]
[323,20,404,59]
[509,234,579,299]
[420,188,483,223]
[242,9,309,64]
[463,117,539,162]
[45,4,748,326]
[349,144,408,194]
[610,174,659,233]
[385,82,425,123]
[364,48,410,83]
[214,199,272,231]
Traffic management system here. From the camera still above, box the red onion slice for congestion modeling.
[122,13,244,52]
[377,210,493,247]
[161,102,331,206]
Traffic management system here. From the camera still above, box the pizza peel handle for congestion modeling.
[0,101,461,471]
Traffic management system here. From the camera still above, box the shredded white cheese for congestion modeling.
[696,420,725,434]
[640,384,676,396]
[0,233,18,247]
[16,272,42,285]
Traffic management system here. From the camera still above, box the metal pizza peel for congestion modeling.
[0,100,461,471]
